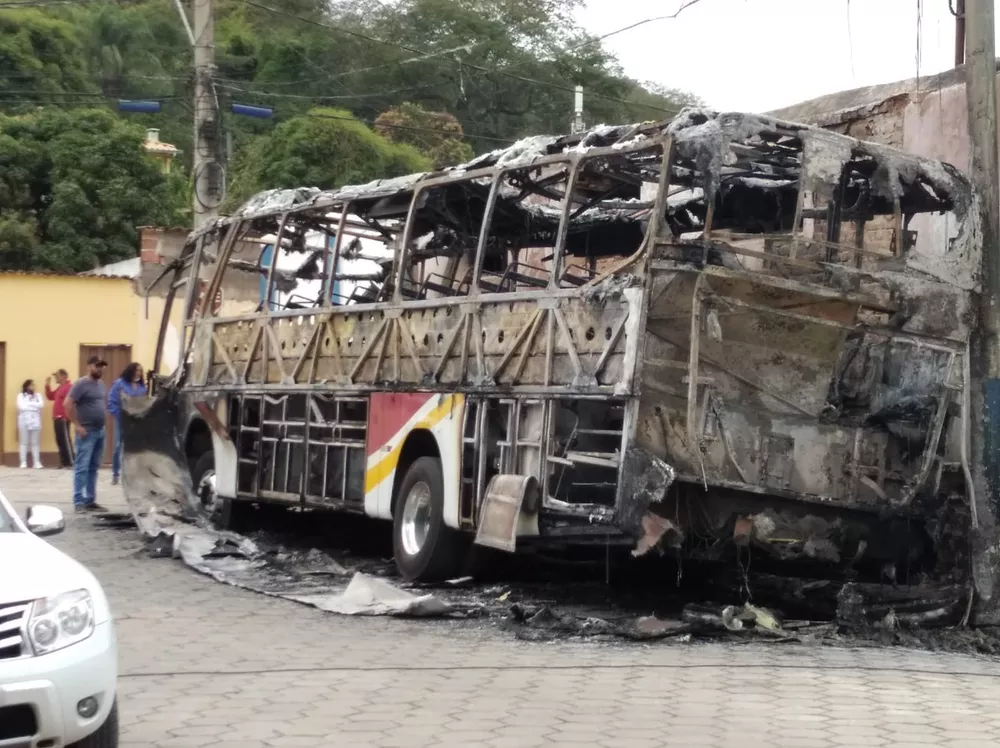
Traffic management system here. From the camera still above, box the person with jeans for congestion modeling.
[107,362,146,485]
[65,356,108,512]
[45,369,74,468]
[16,380,44,469]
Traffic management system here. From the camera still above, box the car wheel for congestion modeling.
[192,451,239,530]
[392,456,465,582]
[68,698,118,748]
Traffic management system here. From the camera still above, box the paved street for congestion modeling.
[4,466,1000,747]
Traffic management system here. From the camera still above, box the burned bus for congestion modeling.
[127,109,986,604]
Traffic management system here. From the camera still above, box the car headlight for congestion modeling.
[28,590,94,655]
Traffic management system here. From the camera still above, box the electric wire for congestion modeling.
[236,0,679,116]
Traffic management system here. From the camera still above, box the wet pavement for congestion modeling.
[4,466,1000,747]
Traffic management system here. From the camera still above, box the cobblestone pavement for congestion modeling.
[4,467,1000,747]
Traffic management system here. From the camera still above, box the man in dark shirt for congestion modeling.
[65,356,108,512]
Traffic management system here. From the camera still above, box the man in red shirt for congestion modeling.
[45,369,74,468]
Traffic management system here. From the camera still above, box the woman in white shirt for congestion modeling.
[17,379,44,469]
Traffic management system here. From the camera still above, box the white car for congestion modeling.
[0,491,118,748]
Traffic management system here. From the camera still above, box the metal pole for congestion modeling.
[572,85,584,134]
[193,0,219,229]
[957,0,967,67]
[965,0,1000,623]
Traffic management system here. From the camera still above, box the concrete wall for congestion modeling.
[0,274,182,465]
[139,226,262,304]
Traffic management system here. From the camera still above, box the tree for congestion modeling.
[227,108,430,207]
[327,0,693,139]
[375,102,475,168]
[0,0,699,235]
[0,108,187,272]
[0,9,96,108]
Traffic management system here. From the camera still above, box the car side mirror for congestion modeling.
[26,505,65,537]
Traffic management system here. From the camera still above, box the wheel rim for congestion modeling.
[400,480,432,557]
[197,469,219,516]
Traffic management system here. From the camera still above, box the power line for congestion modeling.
[563,0,708,53]
[214,80,450,102]
[0,0,92,6]
[236,0,679,115]
[305,110,513,145]
[227,41,480,89]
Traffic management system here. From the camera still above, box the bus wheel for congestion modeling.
[192,451,237,530]
[393,456,464,582]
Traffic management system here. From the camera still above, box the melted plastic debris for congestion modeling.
[143,519,465,618]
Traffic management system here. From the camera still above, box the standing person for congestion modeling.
[16,380,44,469]
[107,362,146,485]
[65,356,108,512]
[45,369,74,468]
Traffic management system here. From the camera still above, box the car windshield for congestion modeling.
[0,501,19,533]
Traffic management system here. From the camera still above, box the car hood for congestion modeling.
[0,533,111,623]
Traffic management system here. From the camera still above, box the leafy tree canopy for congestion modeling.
[0,0,700,270]
[0,108,187,272]
[375,102,475,168]
[227,107,430,207]
[0,9,96,105]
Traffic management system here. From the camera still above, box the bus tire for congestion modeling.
[392,456,464,582]
[192,451,238,530]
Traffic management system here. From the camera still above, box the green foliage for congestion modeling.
[0,108,187,272]
[324,0,697,139]
[0,0,700,270]
[375,102,475,168]
[0,9,96,104]
[227,108,430,207]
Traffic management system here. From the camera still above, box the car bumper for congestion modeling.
[0,621,117,747]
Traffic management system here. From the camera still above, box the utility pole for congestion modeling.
[965,0,1000,623]
[571,85,585,134]
[956,0,967,67]
[192,0,221,229]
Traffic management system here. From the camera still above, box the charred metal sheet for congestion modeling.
[192,400,230,441]
[474,475,541,552]
[617,447,677,540]
[631,514,682,557]
[119,389,201,535]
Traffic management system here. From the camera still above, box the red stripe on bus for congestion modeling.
[366,393,433,456]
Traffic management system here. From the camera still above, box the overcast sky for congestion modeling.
[576,0,981,114]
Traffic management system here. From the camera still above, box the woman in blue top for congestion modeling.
[108,362,147,485]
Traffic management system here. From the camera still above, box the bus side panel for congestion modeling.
[363,393,465,527]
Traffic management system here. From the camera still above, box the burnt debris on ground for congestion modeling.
[93,502,1000,655]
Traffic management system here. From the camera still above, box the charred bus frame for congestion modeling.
[138,110,986,607]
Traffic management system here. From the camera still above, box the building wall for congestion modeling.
[0,274,181,465]
[138,226,262,304]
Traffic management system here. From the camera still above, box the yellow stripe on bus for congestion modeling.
[363,394,457,495]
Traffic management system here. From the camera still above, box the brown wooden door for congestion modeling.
[79,344,132,465]
[0,342,5,465]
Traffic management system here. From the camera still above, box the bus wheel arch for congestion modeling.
[185,417,241,530]
[390,430,464,582]
[390,429,440,518]
[185,417,212,477]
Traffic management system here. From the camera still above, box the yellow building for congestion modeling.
[142,128,180,174]
[1,225,266,467]
[0,270,183,467]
